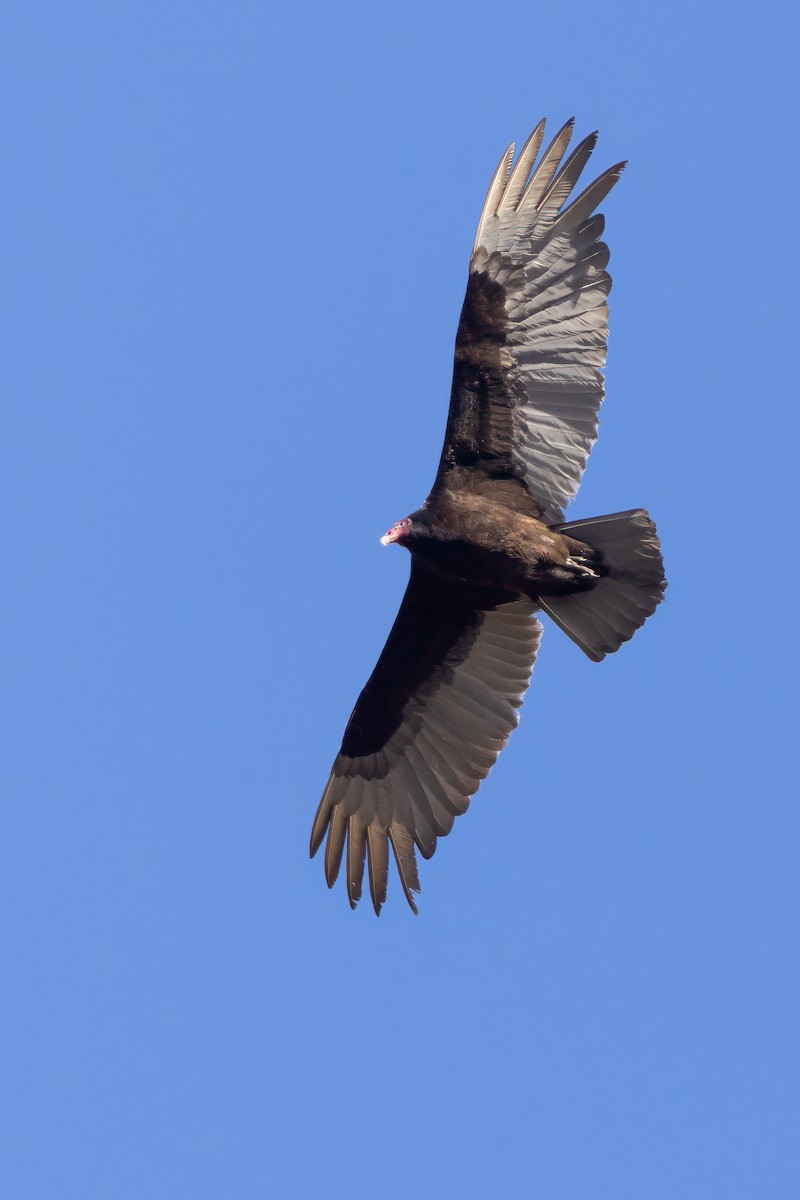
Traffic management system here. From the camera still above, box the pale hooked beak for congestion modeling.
[381,519,409,545]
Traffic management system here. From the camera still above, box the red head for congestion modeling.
[380,517,412,546]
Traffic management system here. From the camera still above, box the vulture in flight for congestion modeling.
[311,118,666,914]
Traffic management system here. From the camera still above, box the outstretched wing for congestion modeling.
[432,118,625,524]
[311,564,542,914]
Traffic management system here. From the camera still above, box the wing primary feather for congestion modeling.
[473,142,515,252]
[346,815,367,909]
[366,826,390,916]
[309,770,335,857]
[311,770,351,857]
[324,803,347,887]
[551,161,627,235]
[309,801,330,859]
[497,118,546,213]
[517,118,574,212]
[535,131,598,219]
[388,825,421,915]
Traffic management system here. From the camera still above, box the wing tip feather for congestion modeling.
[389,826,421,916]
[366,825,389,916]
[323,804,347,887]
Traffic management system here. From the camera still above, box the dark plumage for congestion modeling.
[311,118,666,914]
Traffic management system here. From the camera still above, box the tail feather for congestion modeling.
[540,509,665,661]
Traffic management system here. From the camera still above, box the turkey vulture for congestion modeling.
[311,118,666,914]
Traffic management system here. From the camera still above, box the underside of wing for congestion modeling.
[310,565,542,914]
[434,118,625,523]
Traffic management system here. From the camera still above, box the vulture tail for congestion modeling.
[539,509,666,662]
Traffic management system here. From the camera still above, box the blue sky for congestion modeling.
[3,1,798,1196]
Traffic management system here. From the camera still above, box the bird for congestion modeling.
[310,117,666,915]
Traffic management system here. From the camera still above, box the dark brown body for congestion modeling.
[404,487,601,598]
